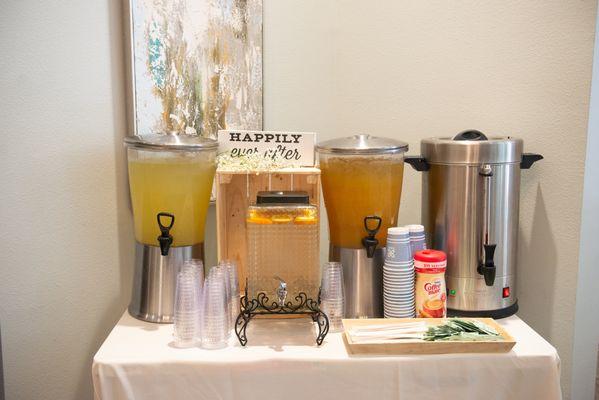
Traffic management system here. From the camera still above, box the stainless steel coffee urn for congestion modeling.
[317,135,409,318]
[405,130,542,318]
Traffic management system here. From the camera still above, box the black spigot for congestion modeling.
[156,212,175,256]
[362,215,382,258]
[478,244,496,286]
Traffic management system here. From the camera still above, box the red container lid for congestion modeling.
[414,249,447,263]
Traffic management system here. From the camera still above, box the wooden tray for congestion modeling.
[342,318,516,355]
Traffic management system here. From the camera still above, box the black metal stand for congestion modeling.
[235,286,329,346]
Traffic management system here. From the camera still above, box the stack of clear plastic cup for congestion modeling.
[200,271,229,349]
[208,266,232,336]
[384,227,415,318]
[173,261,203,348]
[219,260,240,330]
[321,262,345,332]
[407,224,426,256]
[183,259,205,341]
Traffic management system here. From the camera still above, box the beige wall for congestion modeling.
[262,1,596,398]
[572,8,599,399]
[0,0,595,399]
[0,1,134,399]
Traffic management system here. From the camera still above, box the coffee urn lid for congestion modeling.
[421,130,523,165]
[316,134,409,155]
[124,132,219,151]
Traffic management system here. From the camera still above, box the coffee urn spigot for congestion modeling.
[362,216,382,258]
[157,212,175,256]
[478,244,497,286]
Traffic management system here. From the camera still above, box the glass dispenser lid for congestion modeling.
[124,133,218,151]
[316,134,408,154]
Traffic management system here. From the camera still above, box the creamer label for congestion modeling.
[415,259,447,318]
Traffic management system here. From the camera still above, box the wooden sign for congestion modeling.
[218,130,317,167]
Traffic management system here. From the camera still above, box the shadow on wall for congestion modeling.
[517,185,557,338]
[73,0,135,399]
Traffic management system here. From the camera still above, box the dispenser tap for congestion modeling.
[362,215,382,258]
[478,244,497,286]
[156,212,175,256]
[477,164,496,286]
[274,276,288,307]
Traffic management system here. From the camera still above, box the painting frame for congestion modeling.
[123,0,264,138]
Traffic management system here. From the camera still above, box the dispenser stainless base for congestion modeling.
[330,246,385,318]
[129,242,204,323]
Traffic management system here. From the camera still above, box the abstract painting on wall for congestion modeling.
[129,0,262,138]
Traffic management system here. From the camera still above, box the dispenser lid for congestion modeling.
[256,191,310,204]
[316,134,408,155]
[124,133,219,151]
[421,130,523,165]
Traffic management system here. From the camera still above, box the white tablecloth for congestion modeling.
[93,312,561,400]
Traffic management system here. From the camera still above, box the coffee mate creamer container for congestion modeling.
[414,250,447,318]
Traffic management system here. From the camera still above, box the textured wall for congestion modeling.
[572,9,599,400]
[0,0,134,399]
[262,1,596,398]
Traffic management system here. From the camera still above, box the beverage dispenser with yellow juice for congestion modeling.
[316,135,408,318]
[125,133,218,323]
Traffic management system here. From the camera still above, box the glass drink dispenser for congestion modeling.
[125,133,218,323]
[316,134,408,318]
[246,191,319,303]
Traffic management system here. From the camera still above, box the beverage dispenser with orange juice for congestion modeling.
[125,133,218,323]
[316,135,408,318]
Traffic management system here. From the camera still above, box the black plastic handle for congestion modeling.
[404,156,430,172]
[478,244,497,287]
[362,215,382,258]
[453,129,488,141]
[521,153,543,169]
[156,212,175,256]
[363,215,382,236]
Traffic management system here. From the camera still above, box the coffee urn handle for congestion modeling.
[478,165,496,286]
[404,156,430,172]
[521,153,543,169]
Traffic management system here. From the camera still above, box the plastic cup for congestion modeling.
[200,273,229,349]
[221,260,240,330]
[321,262,345,332]
[209,266,232,336]
[173,266,202,348]
[219,260,240,332]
